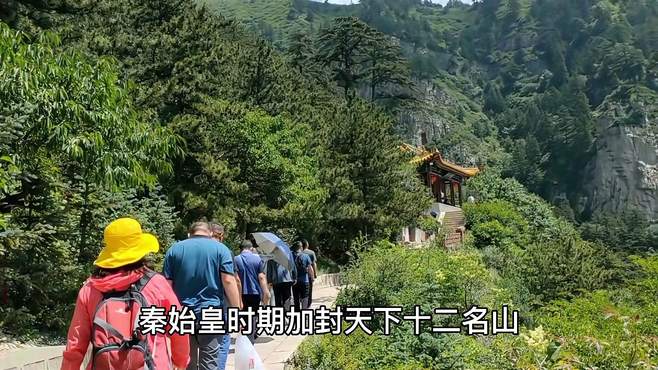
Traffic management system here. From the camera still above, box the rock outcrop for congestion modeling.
[584,86,658,220]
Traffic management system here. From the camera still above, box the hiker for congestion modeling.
[266,254,295,311]
[292,241,314,310]
[208,222,233,368]
[61,217,190,370]
[233,239,270,343]
[301,239,318,305]
[163,221,241,370]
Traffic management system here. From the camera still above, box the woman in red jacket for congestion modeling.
[61,218,190,370]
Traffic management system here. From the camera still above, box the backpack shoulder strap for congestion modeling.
[132,269,157,293]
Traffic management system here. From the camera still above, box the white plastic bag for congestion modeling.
[234,334,265,370]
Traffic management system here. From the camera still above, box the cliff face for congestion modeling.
[585,124,658,219]
[397,79,458,146]
[584,88,658,220]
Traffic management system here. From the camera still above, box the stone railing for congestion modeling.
[313,272,343,288]
[1,346,66,370]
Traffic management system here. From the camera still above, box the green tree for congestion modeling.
[364,31,412,102]
[316,16,410,105]
[502,0,521,31]
[287,29,314,74]
[317,101,429,259]
[0,24,176,333]
[0,25,177,261]
[316,17,377,103]
[483,82,506,114]
[169,99,326,239]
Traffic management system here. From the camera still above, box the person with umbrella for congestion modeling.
[251,233,296,310]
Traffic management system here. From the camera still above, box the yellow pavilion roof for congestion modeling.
[401,144,480,178]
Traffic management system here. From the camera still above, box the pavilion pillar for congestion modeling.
[458,182,463,206]
[450,181,456,206]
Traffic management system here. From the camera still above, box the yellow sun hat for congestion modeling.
[94,218,160,269]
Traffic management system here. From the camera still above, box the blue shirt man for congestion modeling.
[164,233,234,314]
[292,241,314,310]
[295,252,312,284]
[233,239,270,344]
[163,222,240,370]
[234,246,266,296]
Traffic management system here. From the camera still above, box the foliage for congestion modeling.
[169,99,326,238]
[465,172,621,306]
[0,24,177,335]
[530,257,658,368]
[315,16,411,103]
[581,208,658,251]
[293,238,651,369]
[464,200,529,250]
[467,171,569,240]
[292,241,514,370]
[317,102,430,261]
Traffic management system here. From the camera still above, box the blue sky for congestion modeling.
[311,0,474,4]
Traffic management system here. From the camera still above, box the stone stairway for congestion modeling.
[441,209,465,249]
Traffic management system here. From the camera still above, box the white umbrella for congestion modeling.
[252,232,293,271]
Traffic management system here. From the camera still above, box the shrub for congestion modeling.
[463,200,530,250]
[467,171,572,241]
[292,241,518,369]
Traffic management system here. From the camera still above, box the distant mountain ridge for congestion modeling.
[208,0,658,221]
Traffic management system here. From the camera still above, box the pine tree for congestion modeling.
[317,101,429,259]
[316,17,377,103]
[502,0,521,31]
[364,32,412,102]
[484,82,506,114]
[287,29,314,74]
[316,16,411,105]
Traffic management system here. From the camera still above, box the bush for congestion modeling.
[580,208,656,251]
[467,171,572,241]
[464,173,622,306]
[523,235,620,303]
[291,330,425,370]
[464,200,530,250]
[292,241,518,369]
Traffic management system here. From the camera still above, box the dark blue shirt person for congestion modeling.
[234,246,266,296]
[295,252,312,284]
[292,241,314,310]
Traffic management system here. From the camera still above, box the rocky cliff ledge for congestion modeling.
[584,86,658,220]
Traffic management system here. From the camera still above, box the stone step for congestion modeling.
[444,232,464,247]
[442,217,462,222]
[442,219,463,225]
[443,217,464,222]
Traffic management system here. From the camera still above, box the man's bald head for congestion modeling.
[188,221,212,237]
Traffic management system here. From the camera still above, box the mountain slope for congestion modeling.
[207,0,658,221]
